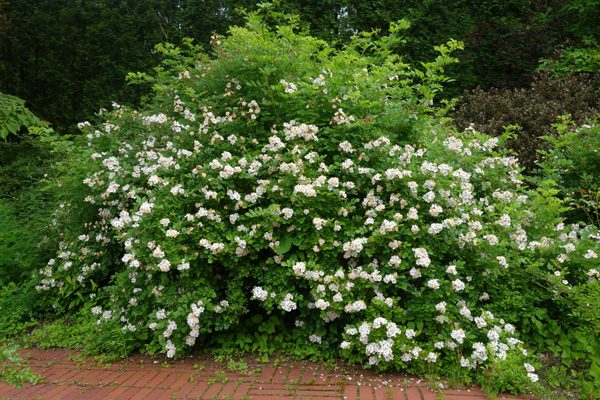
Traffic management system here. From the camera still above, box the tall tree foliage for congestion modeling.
[1,1,597,131]
[0,0,252,133]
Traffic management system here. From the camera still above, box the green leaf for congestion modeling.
[274,236,293,255]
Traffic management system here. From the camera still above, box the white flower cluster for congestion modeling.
[39,62,600,386]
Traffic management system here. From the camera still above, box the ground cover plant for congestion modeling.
[21,11,600,397]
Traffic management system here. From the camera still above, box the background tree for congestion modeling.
[1,0,598,132]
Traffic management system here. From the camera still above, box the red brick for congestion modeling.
[359,385,374,400]
[405,387,420,400]
[68,369,101,385]
[297,397,342,400]
[147,371,173,388]
[374,386,397,400]
[271,366,290,384]
[144,388,173,400]
[187,380,211,398]
[7,348,503,400]
[296,390,341,400]
[114,387,140,400]
[46,384,81,400]
[101,386,130,399]
[60,368,87,382]
[231,382,253,399]
[173,380,198,399]
[100,370,123,385]
[420,387,437,400]
[307,370,330,385]
[170,372,194,389]
[132,370,162,388]
[259,366,277,383]
[249,382,292,392]
[88,369,119,385]
[113,371,137,385]
[295,388,341,397]
[129,387,155,399]
[385,387,406,400]
[218,381,238,398]
[44,367,71,382]
[85,385,122,400]
[200,383,223,398]
[0,383,25,397]
[344,384,358,400]
[154,388,177,400]
[444,388,486,397]
[19,383,55,398]
[286,366,303,383]
[124,370,149,386]
[244,397,295,400]
[301,369,317,384]
[63,386,95,400]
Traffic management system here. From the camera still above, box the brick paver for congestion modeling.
[0,349,531,399]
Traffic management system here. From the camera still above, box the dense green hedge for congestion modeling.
[2,0,598,132]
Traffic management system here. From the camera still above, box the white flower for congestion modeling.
[344,300,367,313]
[177,262,190,271]
[314,299,330,310]
[294,184,317,197]
[339,141,354,153]
[280,79,297,93]
[409,268,421,279]
[429,204,443,217]
[156,309,167,320]
[160,218,171,226]
[388,256,402,266]
[280,293,297,312]
[495,214,512,228]
[251,286,268,301]
[496,256,509,269]
[342,238,368,258]
[139,202,154,214]
[158,259,171,272]
[91,306,102,315]
[524,363,535,372]
[280,208,294,220]
[405,329,416,339]
[379,220,397,235]
[312,217,327,230]
[584,250,598,259]
[452,279,465,291]
[474,317,487,329]
[407,207,419,220]
[483,234,499,245]
[450,329,465,344]
[435,302,446,313]
[428,223,444,235]
[422,191,435,203]
[152,246,165,258]
[309,334,322,344]
[331,109,355,125]
[413,248,431,267]
[527,373,539,383]
[166,229,179,238]
[292,262,306,276]
[427,279,440,289]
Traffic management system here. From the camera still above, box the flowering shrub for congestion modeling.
[35,15,599,393]
[535,119,600,226]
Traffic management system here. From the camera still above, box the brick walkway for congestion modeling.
[0,349,526,399]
